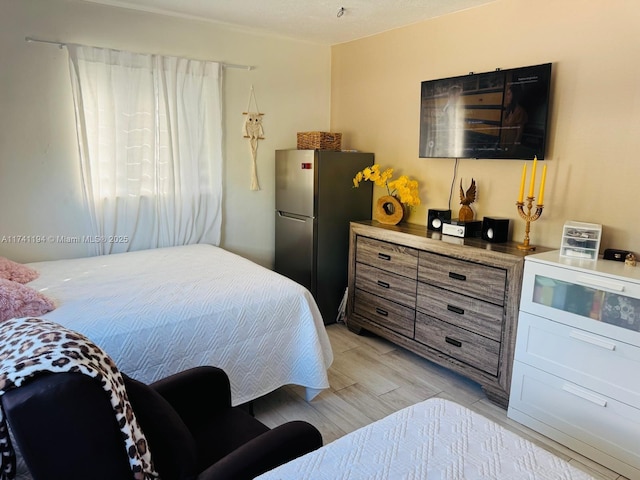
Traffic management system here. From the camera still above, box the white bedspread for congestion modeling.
[25,244,333,406]
[257,398,596,480]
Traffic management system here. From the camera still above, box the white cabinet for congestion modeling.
[508,251,640,479]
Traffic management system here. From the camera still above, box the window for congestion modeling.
[68,45,223,254]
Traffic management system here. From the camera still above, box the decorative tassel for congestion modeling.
[249,137,260,191]
[243,86,264,191]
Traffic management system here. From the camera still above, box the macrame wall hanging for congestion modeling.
[242,85,265,191]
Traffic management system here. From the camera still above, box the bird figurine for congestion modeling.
[459,178,476,222]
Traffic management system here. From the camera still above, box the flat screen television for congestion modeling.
[419,63,551,160]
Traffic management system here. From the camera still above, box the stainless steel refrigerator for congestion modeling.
[275,149,373,324]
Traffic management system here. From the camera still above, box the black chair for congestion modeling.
[2,366,322,480]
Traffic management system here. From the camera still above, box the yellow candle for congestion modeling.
[538,164,547,205]
[528,156,537,198]
[518,163,526,202]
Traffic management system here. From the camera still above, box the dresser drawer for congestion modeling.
[416,283,503,341]
[356,236,418,279]
[355,263,416,308]
[510,361,640,472]
[519,257,640,341]
[418,251,506,305]
[414,312,500,375]
[515,311,640,407]
[354,289,415,338]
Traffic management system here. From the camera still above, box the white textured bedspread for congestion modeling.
[25,244,333,406]
[257,398,596,480]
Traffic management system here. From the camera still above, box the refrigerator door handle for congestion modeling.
[277,210,314,222]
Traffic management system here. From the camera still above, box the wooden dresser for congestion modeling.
[347,221,546,407]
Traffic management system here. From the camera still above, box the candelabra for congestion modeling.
[516,196,544,251]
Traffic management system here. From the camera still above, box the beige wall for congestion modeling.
[0,0,331,266]
[3,0,638,266]
[331,0,640,253]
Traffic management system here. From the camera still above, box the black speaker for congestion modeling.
[427,209,452,232]
[481,217,510,243]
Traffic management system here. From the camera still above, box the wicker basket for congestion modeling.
[297,132,342,151]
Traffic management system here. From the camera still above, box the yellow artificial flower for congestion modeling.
[352,165,421,208]
[388,175,421,207]
[352,171,364,187]
[377,168,393,187]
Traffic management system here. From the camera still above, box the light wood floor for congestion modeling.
[253,323,630,480]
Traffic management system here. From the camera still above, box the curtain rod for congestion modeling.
[25,36,255,71]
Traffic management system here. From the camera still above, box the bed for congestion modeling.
[256,398,596,480]
[22,244,333,406]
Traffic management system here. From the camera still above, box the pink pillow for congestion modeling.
[0,257,39,283]
[0,279,55,322]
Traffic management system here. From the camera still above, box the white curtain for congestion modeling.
[67,45,223,255]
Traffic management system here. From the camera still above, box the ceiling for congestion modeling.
[80,0,496,45]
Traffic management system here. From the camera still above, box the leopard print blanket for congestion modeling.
[0,318,159,480]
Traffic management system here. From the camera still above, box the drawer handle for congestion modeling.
[377,280,390,289]
[445,336,462,348]
[375,307,389,317]
[378,253,391,261]
[569,330,616,351]
[575,275,625,293]
[447,305,465,315]
[562,383,608,407]
[448,272,467,281]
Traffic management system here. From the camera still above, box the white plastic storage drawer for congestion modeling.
[509,361,640,474]
[515,311,640,407]
[560,221,601,261]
